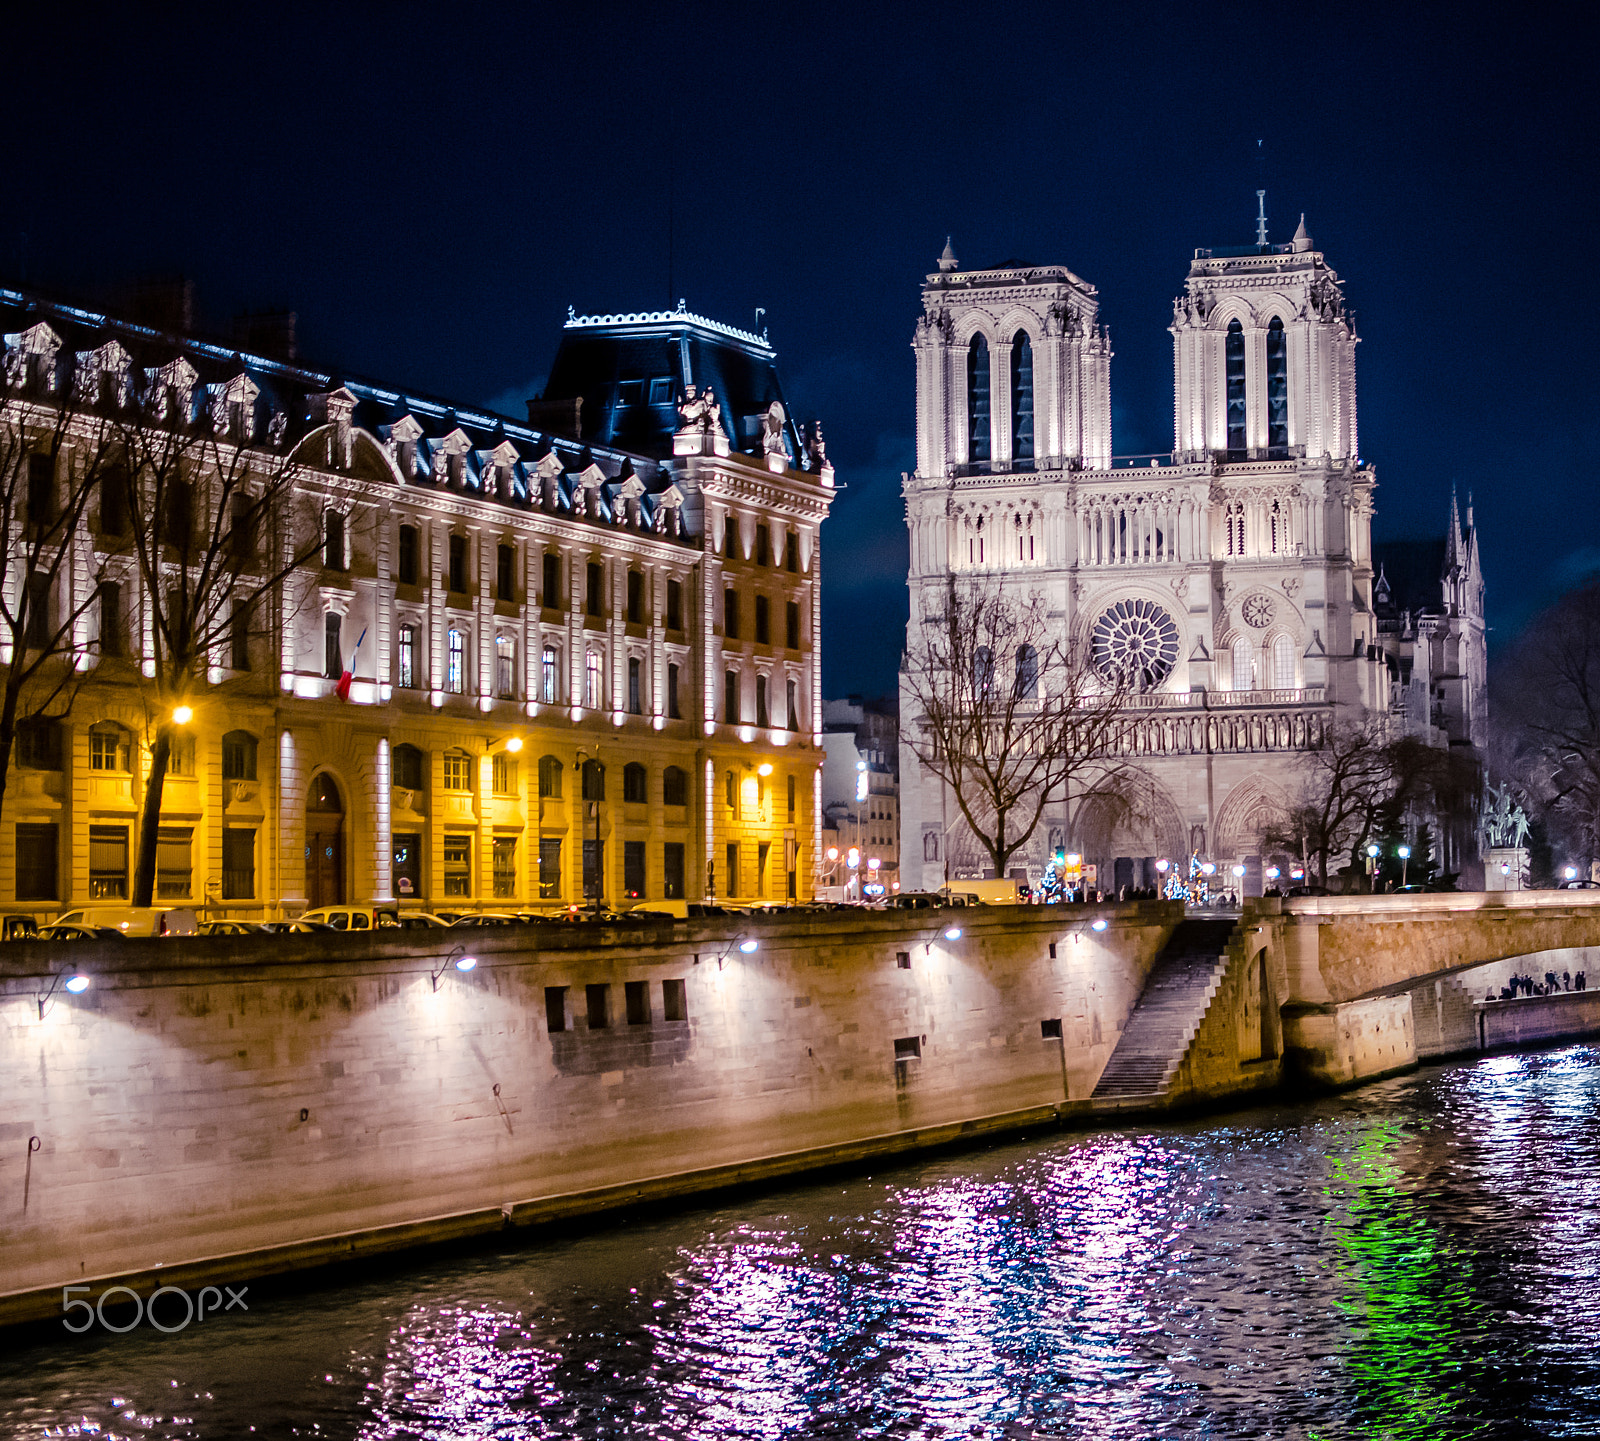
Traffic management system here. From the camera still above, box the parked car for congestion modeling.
[199,920,268,936]
[381,911,455,929]
[36,923,124,941]
[296,906,400,931]
[49,906,197,937]
[1,915,39,941]
[449,912,521,927]
[259,919,336,934]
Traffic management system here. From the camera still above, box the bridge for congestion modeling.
[1095,889,1600,1104]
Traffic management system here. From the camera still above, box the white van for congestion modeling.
[297,905,401,931]
[50,907,199,937]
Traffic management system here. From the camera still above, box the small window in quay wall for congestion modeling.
[625,980,650,1026]
[1041,1018,1063,1039]
[586,982,610,1029]
[894,1036,922,1061]
[545,986,567,1033]
[662,978,688,1022]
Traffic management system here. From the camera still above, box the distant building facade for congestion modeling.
[819,695,899,895]
[0,294,834,917]
[899,218,1486,892]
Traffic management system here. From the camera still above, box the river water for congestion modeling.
[6,1047,1600,1440]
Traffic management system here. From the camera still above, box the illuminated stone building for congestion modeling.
[0,293,834,917]
[899,215,1485,891]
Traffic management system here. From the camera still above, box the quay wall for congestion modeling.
[0,903,1180,1327]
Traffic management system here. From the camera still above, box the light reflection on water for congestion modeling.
[6,1047,1600,1439]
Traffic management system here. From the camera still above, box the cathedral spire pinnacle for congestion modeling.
[1292,213,1313,252]
[938,236,958,273]
[1255,189,1269,250]
[1446,485,1463,567]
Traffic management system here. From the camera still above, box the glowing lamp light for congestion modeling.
[1155,859,1170,873]
[1232,864,1245,878]
[64,974,90,994]
[1091,919,1108,932]
[827,847,839,862]
[1201,863,1215,876]
[1501,862,1511,875]
[757,762,773,776]
[739,939,759,954]
[847,847,860,869]
[1398,845,1410,860]
[504,737,523,754]
[171,704,193,726]
[1566,866,1578,881]
[1366,843,1380,859]
[1065,853,1081,868]
[943,926,962,941]
[1266,866,1280,880]
[867,857,880,871]
[1291,868,1304,880]
[454,956,477,972]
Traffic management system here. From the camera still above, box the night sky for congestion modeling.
[7,5,1592,698]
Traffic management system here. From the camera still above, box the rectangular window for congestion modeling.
[539,836,562,898]
[443,752,473,790]
[542,645,559,703]
[100,465,128,536]
[726,769,738,815]
[89,727,128,772]
[229,493,256,563]
[787,679,800,733]
[89,824,128,899]
[324,510,347,571]
[15,822,58,900]
[27,452,54,527]
[163,478,193,549]
[398,624,417,688]
[324,613,342,679]
[230,599,251,671]
[787,774,796,819]
[25,575,50,649]
[16,718,61,770]
[586,983,610,1030]
[667,663,681,719]
[756,526,770,567]
[155,826,192,899]
[584,651,602,709]
[625,979,650,1026]
[757,841,770,899]
[786,601,800,650]
[493,837,517,898]
[397,525,419,586]
[785,530,798,573]
[627,569,643,624]
[663,841,685,899]
[545,985,568,1033]
[496,636,516,699]
[582,837,604,898]
[492,753,516,795]
[624,840,646,898]
[724,588,739,639]
[445,534,466,594]
[542,552,561,609]
[628,657,642,714]
[666,579,682,631]
[98,582,122,657]
[448,628,465,693]
[895,1036,922,1061]
[723,514,738,559]
[497,543,515,602]
[393,831,422,899]
[586,562,603,616]
[755,595,770,644]
[662,978,688,1023]
[649,377,672,404]
[222,828,256,900]
[756,675,769,728]
[443,833,472,896]
[725,842,739,898]
[724,670,739,725]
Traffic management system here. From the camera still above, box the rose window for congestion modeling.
[1092,599,1179,691]
[1241,593,1274,629]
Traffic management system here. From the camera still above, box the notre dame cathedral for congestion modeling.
[897,207,1486,892]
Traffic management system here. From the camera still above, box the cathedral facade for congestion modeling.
[898,219,1485,892]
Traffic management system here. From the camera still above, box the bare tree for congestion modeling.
[108,396,317,908]
[903,578,1133,879]
[0,375,123,831]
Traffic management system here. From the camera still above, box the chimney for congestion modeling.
[232,309,298,362]
[116,277,196,334]
[525,395,583,439]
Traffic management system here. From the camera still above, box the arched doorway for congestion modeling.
[305,773,345,907]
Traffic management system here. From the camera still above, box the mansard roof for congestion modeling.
[541,302,805,463]
[0,288,694,542]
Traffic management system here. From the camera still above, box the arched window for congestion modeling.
[1014,644,1038,699]
[967,335,991,464]
[222,730,258,781]
[1272,635,1295,690]
[541,644,559,704]
[447,628,465,693]
[1225,318,1246,458]
[538,754,563,798]
[623,762,648,804]
[974,645,995,697]
[393,743,425,790]
[88,720,131,772]
[663,765,688,806]
[1231,638,1255,692]
[1010,331,1033,462]
[1266,316,1288,458]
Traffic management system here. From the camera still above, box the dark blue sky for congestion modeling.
[8,3,1592,698]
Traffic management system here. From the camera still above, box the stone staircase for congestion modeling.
[1091,918,1239,1103]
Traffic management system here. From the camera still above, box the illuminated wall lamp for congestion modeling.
[38,971,90,1019]
[431,947,478,991]
[1090,919,1108,932]
[943,926,962,941]
[717,935,760,970]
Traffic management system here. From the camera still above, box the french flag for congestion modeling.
[335,626,367,702]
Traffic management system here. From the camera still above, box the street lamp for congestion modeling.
[1399,845,1411,888]
[1366,841,1380,891]
[171,704,193,726]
